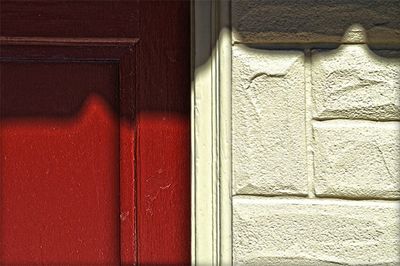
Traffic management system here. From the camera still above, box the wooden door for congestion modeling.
[0,1,191,265]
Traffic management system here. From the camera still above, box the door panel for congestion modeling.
[0,1,190,264]
[1,62,121,265]
[0,39,137,264]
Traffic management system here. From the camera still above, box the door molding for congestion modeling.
[191,1,232,265]
[0,36,138,264]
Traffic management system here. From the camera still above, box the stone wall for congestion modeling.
[231,1,400,264]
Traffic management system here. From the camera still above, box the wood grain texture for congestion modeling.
[0,61,123,265]
[1,39,137,265]
[137,1,191,264]
[1,0,190,264]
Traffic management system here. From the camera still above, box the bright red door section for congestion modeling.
[0,62,121,264]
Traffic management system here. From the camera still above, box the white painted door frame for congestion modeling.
[191,0,232,265]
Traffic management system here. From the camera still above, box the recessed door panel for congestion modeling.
[0,62,121,265]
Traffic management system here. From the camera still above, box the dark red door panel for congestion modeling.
[0,1,190,265]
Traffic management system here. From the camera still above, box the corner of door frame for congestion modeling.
[191,0,232,265]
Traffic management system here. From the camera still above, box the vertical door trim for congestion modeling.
[191,1,232,265]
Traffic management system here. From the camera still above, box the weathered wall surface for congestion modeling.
[231,1,400,265]
[232,0,400,47]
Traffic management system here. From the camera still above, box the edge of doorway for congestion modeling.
[191,1,232,265]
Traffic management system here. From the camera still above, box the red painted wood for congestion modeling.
[137,1,191,264]
[0,62,121,264]
[0,1,191,264]
[0,38,138,265]
[119,49,138,265]
[0,1,140,38]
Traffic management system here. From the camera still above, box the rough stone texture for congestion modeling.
[233,196,400,265]
[313,120,400,199]
[341,24,367,44]
[232,0,400,47]
[232,45,307,196]
[312,44,400,120]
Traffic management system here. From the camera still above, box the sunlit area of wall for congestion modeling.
[231,0,400,264]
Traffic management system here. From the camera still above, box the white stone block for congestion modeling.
[313,120,400,199]
[232,45,307,195]
[312,45,400,120]
[233,196,400,265]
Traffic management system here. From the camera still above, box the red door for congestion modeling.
[0,1,190,265]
